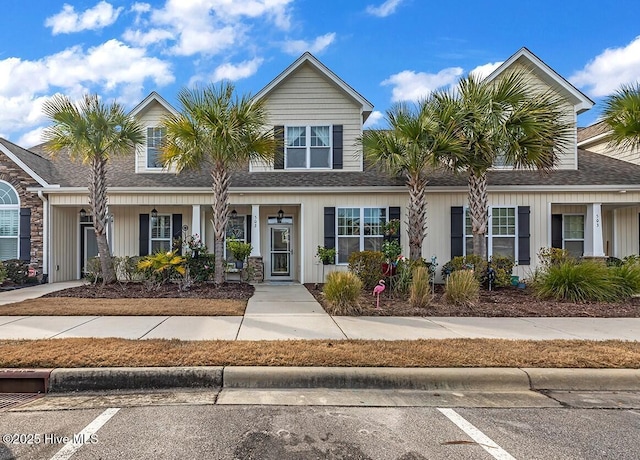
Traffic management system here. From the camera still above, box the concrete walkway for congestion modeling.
[0,282,639,341]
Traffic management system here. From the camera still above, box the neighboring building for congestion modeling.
[1,48,640,284]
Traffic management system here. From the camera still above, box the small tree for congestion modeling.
[602,83,640,152]
[43,94,144,284]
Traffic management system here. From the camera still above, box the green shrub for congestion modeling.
[348,250,385,290]
[84,257,103,284]
[410,265,432,308]
[444,270,480,307]
[537,247,573,269]
[113,256,144,282]
[0,263,6,284]
[441,255,488,285]
[489,255,515,288]
[3,259,29,285]
[610,263,640,299]
[322,271,363,315]
[186,253,215,282]
[534,260,619,302]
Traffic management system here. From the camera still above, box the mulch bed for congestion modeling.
[305,283,640,317]
[44,282,254,301]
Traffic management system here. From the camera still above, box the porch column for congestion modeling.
[251,204,261,256]
[584,203,605,257]
[191,205,201,237]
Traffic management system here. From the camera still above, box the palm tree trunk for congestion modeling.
[211,162,230,285]
[89,156,115,284]
[406,172,428,260]
[468,170,488,259]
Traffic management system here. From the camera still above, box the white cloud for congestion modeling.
[45,1,123,35]
[282,33,336,55]
[570,36,640,97]
[17,126,47,149]
[0,40,174,140]
[382,67,464,102]
[470,61,503,80]
[212,58,264,82]
[366,0,404,17]
[364,110,384,128]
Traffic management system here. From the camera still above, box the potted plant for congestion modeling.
[317,246,336,265]
[227,239,252,269]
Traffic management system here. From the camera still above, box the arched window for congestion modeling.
[0,181,19,260]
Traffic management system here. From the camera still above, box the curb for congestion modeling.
[3,367,640,393]
[48,367,223,393]
[223,367,531,391]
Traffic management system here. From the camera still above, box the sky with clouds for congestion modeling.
[0,0,639,147]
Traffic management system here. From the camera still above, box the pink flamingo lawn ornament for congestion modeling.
[373,279,386,309]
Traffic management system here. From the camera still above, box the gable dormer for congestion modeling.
[486,47,594,170]
[251,52,374,172]
[129,92,179,174]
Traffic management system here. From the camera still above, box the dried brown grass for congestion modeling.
[0,298,246,316]
[0,338,639,368]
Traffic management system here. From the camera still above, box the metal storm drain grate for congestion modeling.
[0,393,42,411]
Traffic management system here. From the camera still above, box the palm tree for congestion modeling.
[434,71,573,258]
[162,82,276,285]
[602,83,640,152]
[362,98,464,260]
[42,94,145,284]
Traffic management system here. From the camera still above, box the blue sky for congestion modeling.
[1,0,639,146]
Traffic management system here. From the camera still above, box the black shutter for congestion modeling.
[451,206,464,258]
[172,214,183,254]
[274,125,284,170]
[389,206,401,245]
[139,214,149,256]
[551,214,563,249]
[332,125,343,169]
[19,208,31,261]
[518,206,531,265]
[246,215,252,245]
[324,207,336,249]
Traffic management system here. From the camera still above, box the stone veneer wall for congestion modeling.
[0,153,44,275]
[246,256,264,282]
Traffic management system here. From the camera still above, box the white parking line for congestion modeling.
[438,408,516,460]
[49,407,120,460]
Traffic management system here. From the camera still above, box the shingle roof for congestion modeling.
[577,121,609,143]
[14,142,640,189]
[0,138,59,184]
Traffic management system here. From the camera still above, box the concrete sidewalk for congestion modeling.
[0,282,639,341]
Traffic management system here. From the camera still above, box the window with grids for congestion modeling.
[150,215,172,253]
[464,207,516,259]
[563,215,584,258]
[0,182,19,261]
[286,126,331,169]
[147,127,166,168]
[337,207,386,263]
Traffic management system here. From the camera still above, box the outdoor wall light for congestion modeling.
[79,208,87,218]
[230,209,237,219]
[151,208,158,218]
[277,208,284,223]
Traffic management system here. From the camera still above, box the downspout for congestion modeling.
[37,191,49,283]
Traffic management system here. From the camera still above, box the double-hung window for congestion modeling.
[464,207,516,259]
[150,215,172,253]
[286,125,331,169]
[337,207,386,263]
[147,127,166,168]
[0,182,19,261]
[563,214,584,258]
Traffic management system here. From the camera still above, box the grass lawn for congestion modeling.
[0,298,246,316]
[1,338,638,368]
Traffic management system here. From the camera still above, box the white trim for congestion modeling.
[0,143,52,187]
[577,131,610,147]
[335,206,387,265]
[485,47,594,114]
[561,213,585,257]
[129,91,179,118]
[149,214,172,254]
[284,125,333,170]
[462,206,518,260]
[254,52,374,120]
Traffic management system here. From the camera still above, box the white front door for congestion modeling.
[267,224,293,280]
